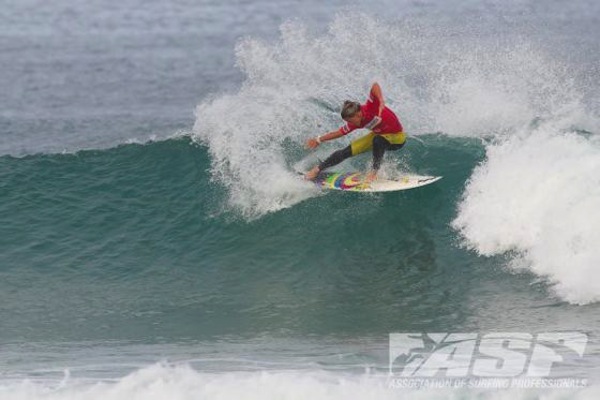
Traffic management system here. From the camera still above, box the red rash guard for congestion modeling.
[339,87,403,135]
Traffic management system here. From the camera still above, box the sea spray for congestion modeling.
[193,13,585,218]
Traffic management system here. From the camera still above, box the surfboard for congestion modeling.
[312,171,442,192]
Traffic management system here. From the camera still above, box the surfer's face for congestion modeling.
[344,110,362,126]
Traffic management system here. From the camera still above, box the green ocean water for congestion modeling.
[5,132,595,343]
[0,135,484,341]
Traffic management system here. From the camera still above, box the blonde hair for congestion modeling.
[341,101,360,119]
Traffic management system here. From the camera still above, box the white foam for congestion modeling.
[1,363,599,400]
[453,123,600,305]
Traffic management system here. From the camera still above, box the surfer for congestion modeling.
[304,82,406,182]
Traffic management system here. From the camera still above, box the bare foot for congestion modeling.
[365,170,377,183]
[304,166,320,180]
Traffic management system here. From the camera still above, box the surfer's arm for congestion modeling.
[370,82,385,117]
[306,129,345,149]
[319,129,345,142]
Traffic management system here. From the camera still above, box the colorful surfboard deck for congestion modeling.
[313,171,442,192]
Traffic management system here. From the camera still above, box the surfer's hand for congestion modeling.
[306,137,320,149]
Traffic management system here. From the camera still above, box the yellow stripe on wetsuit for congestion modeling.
[350,132,406,156]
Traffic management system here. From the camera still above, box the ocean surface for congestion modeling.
[2,0,600,398]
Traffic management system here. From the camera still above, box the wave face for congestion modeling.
[0,134,486,342]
